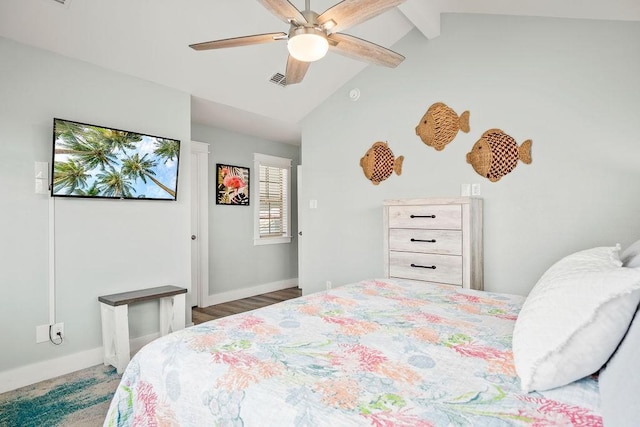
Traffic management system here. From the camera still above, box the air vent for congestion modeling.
[269,73,287,87]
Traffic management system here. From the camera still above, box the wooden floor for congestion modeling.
[192,287,302,325]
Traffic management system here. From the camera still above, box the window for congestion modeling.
[253,153,292,245]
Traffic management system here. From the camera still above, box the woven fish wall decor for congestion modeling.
[360,141,404,185]
[415,102,470,151]
[466,129,532,182]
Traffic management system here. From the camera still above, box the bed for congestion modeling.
[104,244,640,427]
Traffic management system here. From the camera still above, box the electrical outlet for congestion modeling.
[36,322,64,343]
[472,183,481,196]
[51,322,64,339]
[326,281,332,290]
[36,324,49,343]
[460,184,471,196]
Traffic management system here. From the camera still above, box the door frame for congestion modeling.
[191,141,210,308]
[297,164,304,294]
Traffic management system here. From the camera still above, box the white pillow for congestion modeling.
[599,302,640,427]
[513,246,640,392]
[621,239,640,268]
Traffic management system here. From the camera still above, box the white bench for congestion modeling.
[98,285,187,373]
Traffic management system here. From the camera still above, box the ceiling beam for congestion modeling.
[398,0,441,39]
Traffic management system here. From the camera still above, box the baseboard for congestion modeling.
[202,278,299,307]
[0,332,159,394]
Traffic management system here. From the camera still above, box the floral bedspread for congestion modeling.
[104,279,601,426]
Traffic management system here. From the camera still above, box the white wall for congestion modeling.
[192,124,300,300]
[0,37,191,379]
[300,14,640,296]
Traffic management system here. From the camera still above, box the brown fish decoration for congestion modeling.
[415,102,470,151]
[466,129,532,182]
[360,141,404,185]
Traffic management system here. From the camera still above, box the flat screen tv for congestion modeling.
[51,118,180,200]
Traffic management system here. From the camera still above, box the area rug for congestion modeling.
[0,364,121,427]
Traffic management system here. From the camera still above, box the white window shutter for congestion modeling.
[253,154,292,245]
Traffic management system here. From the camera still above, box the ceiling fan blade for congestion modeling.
[285,55,311,85]
[189,32,287,50]
[257,0,307,25]
[328,33,404,67]
[318,0,406,33]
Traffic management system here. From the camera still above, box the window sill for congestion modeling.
[254,236,292,246]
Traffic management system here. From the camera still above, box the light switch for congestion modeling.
[309,199,318,209]
[35,162,49,195]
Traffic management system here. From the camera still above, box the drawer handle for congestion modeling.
[410,215,436,219]
[411,238,436,243]
[411,263,436,269]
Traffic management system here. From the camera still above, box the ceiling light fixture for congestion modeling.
[287,27,329,62]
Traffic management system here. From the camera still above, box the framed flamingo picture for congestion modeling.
[216,163,250,206]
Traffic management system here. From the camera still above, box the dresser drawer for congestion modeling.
[388,205,462,229]
[389,251,462,285]
[389,229,462,255]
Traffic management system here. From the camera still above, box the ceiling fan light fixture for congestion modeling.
[287,27,328,62]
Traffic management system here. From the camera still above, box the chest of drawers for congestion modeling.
[383,198,483,290]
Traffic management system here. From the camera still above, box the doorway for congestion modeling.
[191,141,210,308]
[297,165,304,294]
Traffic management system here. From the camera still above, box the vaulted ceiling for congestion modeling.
[1,0,638,144]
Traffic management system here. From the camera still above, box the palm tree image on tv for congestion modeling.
[52,119,180,200]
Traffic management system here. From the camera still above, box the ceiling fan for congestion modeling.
[189,0,407,85]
